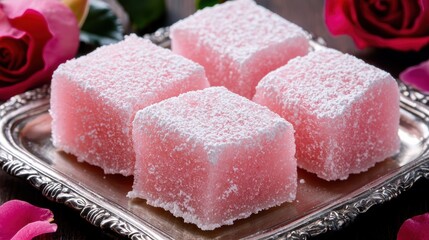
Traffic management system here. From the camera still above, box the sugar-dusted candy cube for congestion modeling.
[50,35,209,176]
[128,87,296,230]
[170,0,309,99]
[253,49,400,181]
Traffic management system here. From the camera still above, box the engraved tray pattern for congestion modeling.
[1,28,429,240]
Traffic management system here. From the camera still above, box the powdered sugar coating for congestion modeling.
[137,87,291,162]
[256,49,392,118]
[129,87,297,230]
[254,48,400,181]
[172,0,306,63]
[56,35,208,112]
[50,34,209,176]
[171,0,309,98]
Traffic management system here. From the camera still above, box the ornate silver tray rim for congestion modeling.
[1,29,429,240]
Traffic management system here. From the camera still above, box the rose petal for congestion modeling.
[24,0,80,73]
[400,59,429,93]
[0,200,57,240]
[397,213,429,240]
[325,0,355,36]
[11,221,57,240]
[0,0,79,100]
[402,0,421,30]
[0,15,28,83]
[352,28,429,51]
[325,0,375,49]
[355,0,404,37]
[406,0,429,36]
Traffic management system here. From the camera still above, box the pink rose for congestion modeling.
[0,0,80,101]
[0,200,57,239]
[325,0,429,51]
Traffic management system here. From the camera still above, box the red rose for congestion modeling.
[325,0,429,51]
[0,0,80,101]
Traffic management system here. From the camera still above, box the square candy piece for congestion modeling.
[170,0,309,99]
[50,35,209,176]
[128,87,296,230]
[253,49,400,181]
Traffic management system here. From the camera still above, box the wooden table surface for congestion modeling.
[1,1,429,239]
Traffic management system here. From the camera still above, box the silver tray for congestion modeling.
[1,29,429,240]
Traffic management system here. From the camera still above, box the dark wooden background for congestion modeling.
[1,1,429,239]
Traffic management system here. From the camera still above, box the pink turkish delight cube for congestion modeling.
[253,49,400,181]
[170,0,309,99]
[128,87,296,230]
[50,35,209,176]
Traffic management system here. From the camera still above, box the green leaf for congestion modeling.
[195,0,224,9]
[80,0,123,46]
[117,0,166,31]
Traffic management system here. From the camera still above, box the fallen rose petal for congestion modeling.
[0,200,57,240]
[397,213,429,240]
[399,60,429,93]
